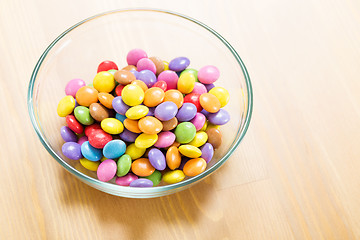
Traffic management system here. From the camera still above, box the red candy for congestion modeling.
[97,60,118,73]
[115,84,125,96]
[88,129,113,149]
[184,93,202,112]
[65,115,84,134]
[153,80,167,91]
[84,123,102,136]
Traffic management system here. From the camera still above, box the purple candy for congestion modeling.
[204,83,215,92]
[120,129,139,142]
[176,103,197,122]
[207,109,230,125]
[200,143,214,163]
[115,173,138,186]
[130,178,154,187]
[62,142,82,160]
[77,135,88,146]
[154,101,178,121]
[148,148,166,170]
[60,126,78,142]
[112,96,130,115]
[169,57,190,72]
[129,69,139,78]
[137,70,157,87]
[200,109,210,117]
[146,107,155,116]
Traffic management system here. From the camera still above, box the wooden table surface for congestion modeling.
[1,0,360,239]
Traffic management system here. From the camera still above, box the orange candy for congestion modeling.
[161,117,178,131]
[75,86,98,107]
[98,92,114,109]
[183,158,207,177]
[123,119,142,133]
[199,93,221,113]
[143,87,165,107]
[138,116,163,134]
[164,90,184,108]
[166,146,181,170]
[131,80,148,92]
[131,158,155,177]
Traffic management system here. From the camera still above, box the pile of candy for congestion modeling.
[57,49,230,187]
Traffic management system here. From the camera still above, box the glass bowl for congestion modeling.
[27,8,253,198]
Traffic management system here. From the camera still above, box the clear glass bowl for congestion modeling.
[27,8,253,198]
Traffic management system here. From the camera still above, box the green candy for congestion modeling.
[74,106,94,125]
[116,154,132,177]
[145,170,162,186]
[174,122,196,144]
[108,69,117,75]
[180,68,198,82]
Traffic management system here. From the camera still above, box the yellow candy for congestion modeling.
[200,120,208,131]
[178,145,202,158]
[177,72,195,94]
[188,131,208,147]
[125,143,146,160]
[162,170,185,184]
[57,95,75,117]
[80,158,100,171]
[135,133,158,148]
[209,87,230,107]
[163,61,169,71]
[125,105,149,120]
[206,123,220,131]
[101,118,124,134]
[93,71,115,93]
[121,84,144,106]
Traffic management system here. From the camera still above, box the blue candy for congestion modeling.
[103,140,126,159]
[115,113,127,123]
[80,141,102,161]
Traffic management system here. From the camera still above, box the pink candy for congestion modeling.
[115,173,139,186]
[65,79,86,97]
[97,159,117,182]
[157,70,178,90]
[190,112,206,131]
[154,131,176,148]
[77,135,88,146]
[126,48,148,66]
[198,65,220,84]
[137,58,157,74]
[191,82,207,95]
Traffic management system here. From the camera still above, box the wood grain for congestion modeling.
[1,0,360,239]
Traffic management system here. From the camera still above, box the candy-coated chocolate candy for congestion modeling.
[89,103,110,122]
[180,68,198,81]
[162,170,185,184]
[137,70,157,88]
[206,122,221,131]
[60,126,77,142]
[198,65,220,84]
[178,145,202,158]
[206,128,222,149]
[199,120,208,132]
[148,148,166,170]
[143,87,165,107]
[62,142,82,160]
[57,95,76,117]
[77,136,88,146]
[174,122,196,144]
[122,65,137,71]
[137,58,156,74]
[97,159,117,182]
[170,141,181,148]
[114,70,136,85]
[184,93,202,112]
[135,133,158,148]
[176,102,197,122]
[115,84,125,96]
[177,72,195,94]
[101,118,124,134]
[129,178,153,187]
[191,82,207,95]
[161,117,178,131]
[153,80,167,91]
[88,129,112,149]
[81,141,103,161]
[97,60,118,72]
[179,157,190,170]
[164,90,183,108]
[103,140,126,159]
[163,61,169,71]
[207,109,230,125]
[200,143,214,163]
[74,106,94,125]
[119,129,139,142]
[188,131,208,147]
[123,119,142,133]
[116,154,132,177]
[166,146,181,170]
[115,173,138,186]
[66,115,84,134]
[183,158,207,176]
[131,158,155,177]
[199,93,221,113]
[121,84,144,106]
[112,96,130,115]
[157,70,178,90]
[108,69,117,75]
[169,57,190,72]
[131,80,148,93]
[204,83,215,92]
[138,116,163,134]
[93,71,115,93]
[125,143,146,160]
[149,56,165,75]
[65,79,86,97]
[145,170,162,186]
[80,158,100,171]
[127,48,147,66]
[190,113,206,131]
[98,92,114,109]
[84,123,101,136]
[154,101,178,121]
[154,131,175,148]
[209,87,229,107]
[125,105,149,120]
[115,113,126,123]
[146,107,155,117]
[76,86,98,107]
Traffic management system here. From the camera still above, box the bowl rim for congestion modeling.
[27,8,253,195]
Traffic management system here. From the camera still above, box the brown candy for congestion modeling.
[162,117,178,131]
[149,56,165,75]
[89,103,110,122]
[98,92,114,109]
[75,86,98,107]
[114,70,136,85]
[122,65,137,71]
[206,128,222,149]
